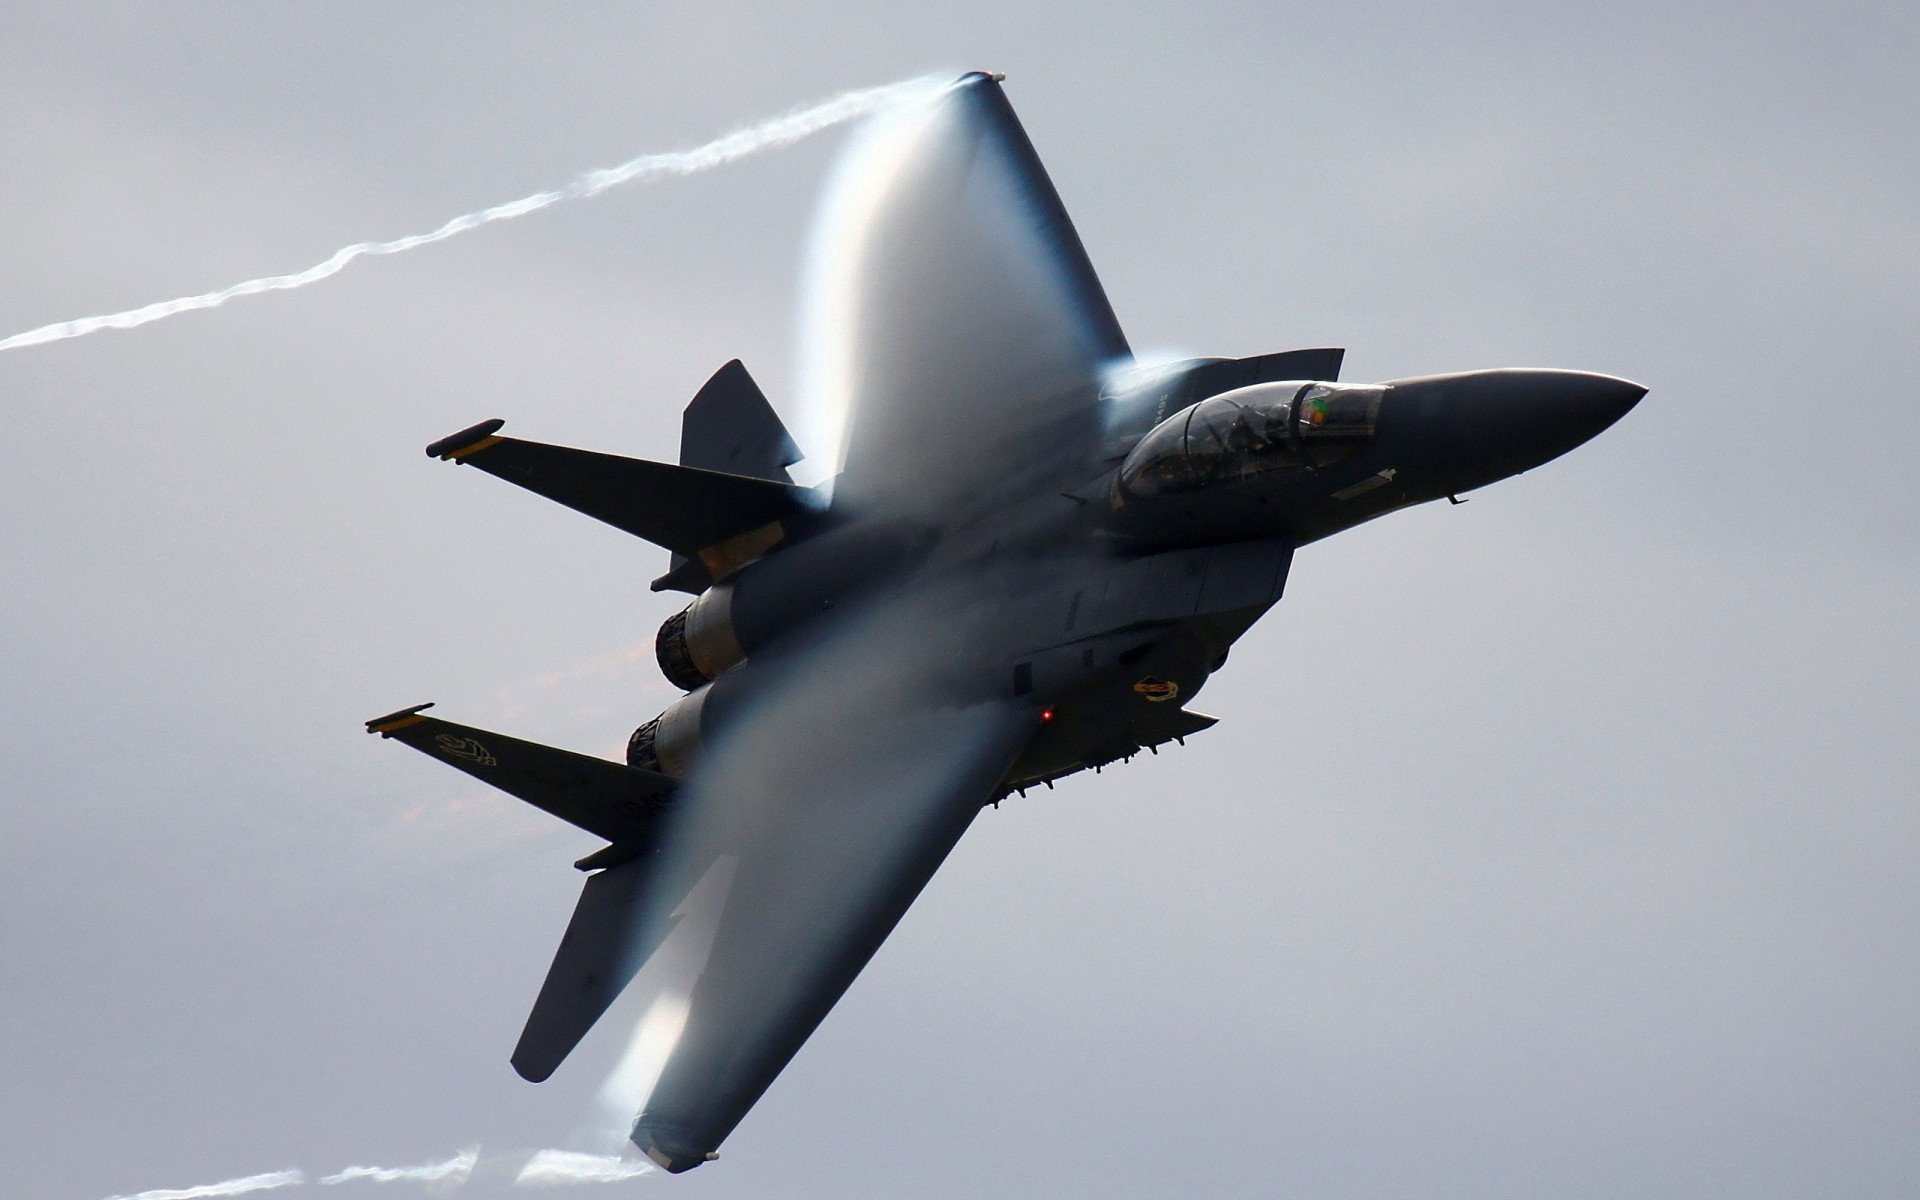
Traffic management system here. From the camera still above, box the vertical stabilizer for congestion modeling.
[661,361,805,591]
[680,360,802,483]
[512,858,680,1083]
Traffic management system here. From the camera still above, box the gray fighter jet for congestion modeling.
[368,72,1643,1171]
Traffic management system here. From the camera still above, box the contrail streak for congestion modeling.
[514,1151,653,1185]
[1,77,935,355]
[319,1149,478,1185]
[98,1145,678,1198]
[106,1169,304,1200]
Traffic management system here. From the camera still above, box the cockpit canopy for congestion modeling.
[1115,381,1386,498]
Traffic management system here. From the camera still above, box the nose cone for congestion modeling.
[1391,369,1645,488]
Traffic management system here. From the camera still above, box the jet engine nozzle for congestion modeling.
[656,583,745,691]
[628,684,712,778]
[1387,369,1645,491]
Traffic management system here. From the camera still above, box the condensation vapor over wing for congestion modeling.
[593,70,1130,1171]
[803,73,1131,518]
[615,583,1031,1170]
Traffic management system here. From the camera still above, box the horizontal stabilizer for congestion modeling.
[512,855,681,1082]
[426,422,814,571]
[366,704,673,846]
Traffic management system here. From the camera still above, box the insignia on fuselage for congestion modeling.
[1132,676,1180,702]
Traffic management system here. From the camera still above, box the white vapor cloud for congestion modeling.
[513,1151,653,1186]
[0,76,939,354]
[319,1149,478,1185]
[106,1169,305,1200]
[101,1145,670,1199]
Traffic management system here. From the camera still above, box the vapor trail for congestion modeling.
[0,77,936,354]
[514,1151,652,1185]
[319,1149,478,1185]
[106,1169,304,1200]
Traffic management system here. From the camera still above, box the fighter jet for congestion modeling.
[367,72,1643,1171]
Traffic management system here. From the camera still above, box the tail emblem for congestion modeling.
[434,733,497,766]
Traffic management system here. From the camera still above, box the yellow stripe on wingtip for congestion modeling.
[445,435,504,461]
[370,713,430,734]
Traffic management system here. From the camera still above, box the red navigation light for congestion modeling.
[1040,708,1055,722]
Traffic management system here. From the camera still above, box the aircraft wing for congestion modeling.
[612,598,1032,1171]
[823,73,1130,519]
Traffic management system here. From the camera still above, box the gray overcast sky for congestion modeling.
[2,3,1916,1198]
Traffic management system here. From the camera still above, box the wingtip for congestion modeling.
[367,702,434,734]
[425,419,506,460]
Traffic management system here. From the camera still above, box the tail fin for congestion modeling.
[512,855,680,1082]
[679,360,801,483]
[1172,348,1346,413]
[653,360,807,593]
